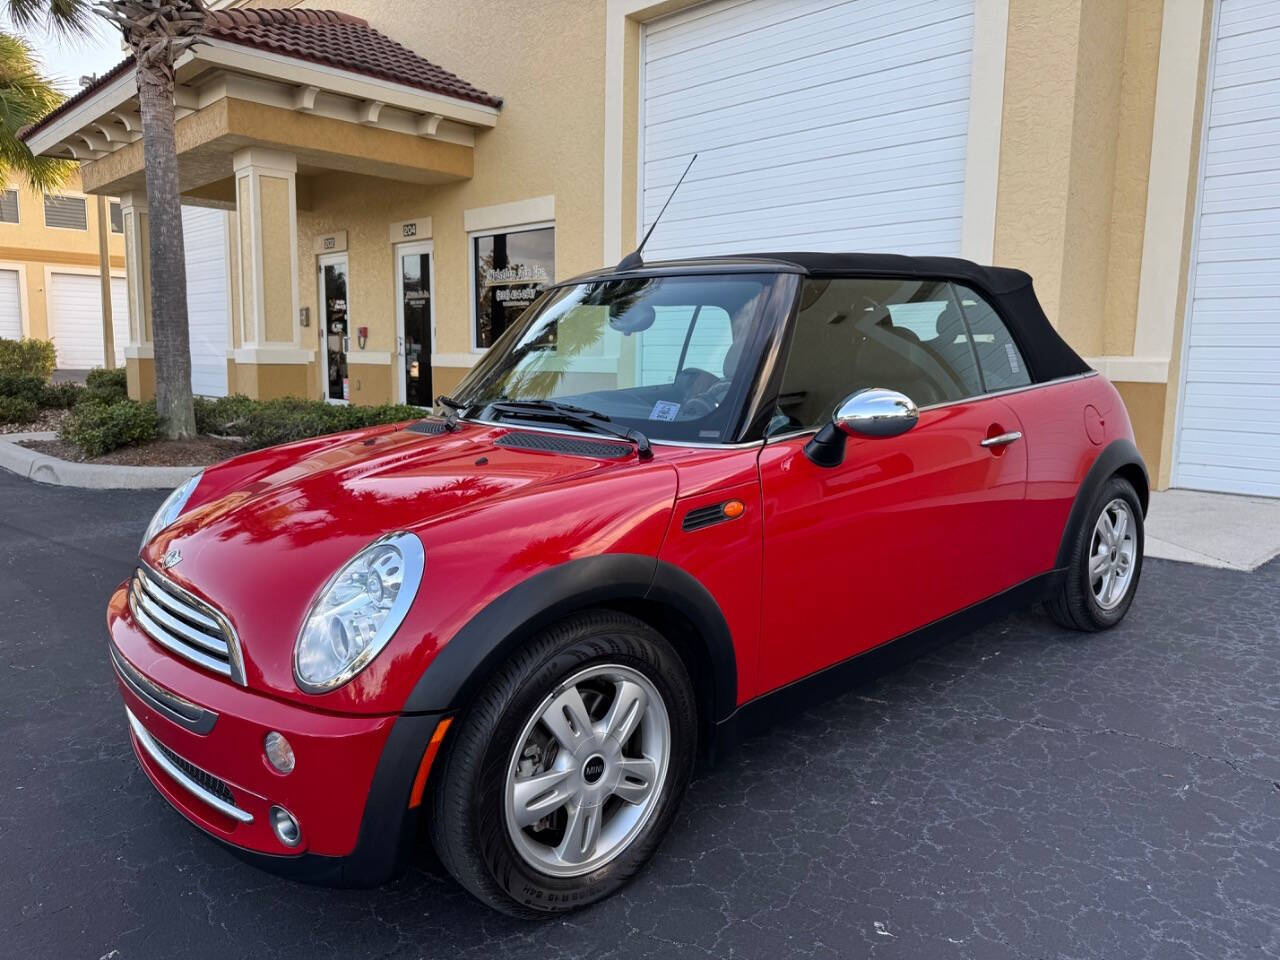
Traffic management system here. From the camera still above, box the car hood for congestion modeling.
[140,421,680,711]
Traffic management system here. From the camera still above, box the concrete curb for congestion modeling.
[0,432,200,489]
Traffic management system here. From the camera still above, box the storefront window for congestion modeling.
[472,225,554,349]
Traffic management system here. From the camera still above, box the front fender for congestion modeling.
[402,554,738,726]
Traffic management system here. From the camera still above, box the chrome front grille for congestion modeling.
[128,565,245,685]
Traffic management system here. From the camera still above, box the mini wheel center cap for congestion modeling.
[582,753,606,785]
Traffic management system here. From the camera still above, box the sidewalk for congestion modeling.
[1145,488,1280,571]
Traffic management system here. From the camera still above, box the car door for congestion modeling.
[757,276,1030,690]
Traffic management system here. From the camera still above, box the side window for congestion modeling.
[952,285,1032,392]
[771,277,983,433]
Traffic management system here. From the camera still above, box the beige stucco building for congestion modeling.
[22,0,1280,496]
[0,172,127,367]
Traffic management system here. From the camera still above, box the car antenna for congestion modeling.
[617,153,696,271]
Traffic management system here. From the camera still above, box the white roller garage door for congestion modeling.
[48,272,128,369]
[640,0,974,261]
[182,205,230,397]
[1175,0,1280,497]
[0,269,20,339]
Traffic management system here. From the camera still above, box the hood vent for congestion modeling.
[406,419,449,436]
[495,431,629,459]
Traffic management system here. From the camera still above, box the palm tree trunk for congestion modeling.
[137,67,195,439]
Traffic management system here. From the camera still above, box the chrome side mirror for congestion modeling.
[834,388,919,438]
[804,388,919,467]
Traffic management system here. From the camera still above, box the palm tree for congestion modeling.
[95,0,204,439]
[0,31,75,192]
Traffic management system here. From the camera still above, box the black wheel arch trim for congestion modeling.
[401,554,739,726]
[1055,438,1149,569]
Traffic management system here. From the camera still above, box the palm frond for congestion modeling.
[0,31,75,192]
[5,0,94,36]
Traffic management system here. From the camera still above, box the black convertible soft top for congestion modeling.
[566,251,1092,383]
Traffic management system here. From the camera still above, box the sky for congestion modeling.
[7,14,128,95]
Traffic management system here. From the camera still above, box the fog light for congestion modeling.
[269,805,301,847]
[264,732,295,774]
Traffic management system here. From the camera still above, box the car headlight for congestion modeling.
[142,471,203,548]
[294,532,425,693]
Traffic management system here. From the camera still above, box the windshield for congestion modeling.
[449,273,780,443]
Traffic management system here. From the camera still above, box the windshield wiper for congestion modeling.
[487,399,653,460]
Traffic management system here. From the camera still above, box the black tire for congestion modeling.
[428,610,697,917]
[1047,475,1144,631]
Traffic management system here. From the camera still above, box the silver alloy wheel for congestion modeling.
[1089,497,1137,610]
[504,663,670,878]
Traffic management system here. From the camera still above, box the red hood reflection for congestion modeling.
[140,421,680,713]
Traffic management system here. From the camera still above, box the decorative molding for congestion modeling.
[292,84,319,112]
[313,230,348,254]
[197,38,499,126]
[960,0,1009,264]
[1134,0,1208,363]
[415,113,443,137]
[232,345,314,364]
[389,217,432,243]
[431,351,482,369]
[464,195,555,234]
[1084,356,1170,384]
[359,99,385,125]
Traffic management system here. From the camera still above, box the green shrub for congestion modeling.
[59,399,158,457]
[0,396,38,425]
[194,394,258,435]
[229,397,424,449]
[0,338,56,380]
[38,381,85,409]
[0,373,46,404]
[83,367,129,405]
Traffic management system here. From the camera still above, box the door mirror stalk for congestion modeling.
[803,388,919,467]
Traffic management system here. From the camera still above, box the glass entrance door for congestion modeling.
[396,241,433,406]
[319,253,350,403]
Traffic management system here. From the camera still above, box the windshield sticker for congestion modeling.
[649,400,681,422]
[1005,342,1020,373]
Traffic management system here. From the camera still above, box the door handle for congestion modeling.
[980,430,1023,448]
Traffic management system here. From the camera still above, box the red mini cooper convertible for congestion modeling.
[109,252,1146,916]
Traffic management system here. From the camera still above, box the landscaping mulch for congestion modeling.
[0,408,70,435]
[18,435,246,467]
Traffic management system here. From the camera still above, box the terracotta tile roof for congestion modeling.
[23,8,500,143]
[206,9,502,109]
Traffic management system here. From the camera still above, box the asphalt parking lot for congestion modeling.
[3,469,1279,959]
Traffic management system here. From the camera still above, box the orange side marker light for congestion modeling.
[722,500,745,519]
[408,716,453,809]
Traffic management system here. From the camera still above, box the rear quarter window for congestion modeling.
[952,285,1032,392]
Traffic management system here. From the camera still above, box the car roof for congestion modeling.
[560,251,1034,295]
[559,251,1092,384]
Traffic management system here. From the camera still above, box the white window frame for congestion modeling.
[467,219,555,354]
[42,192,89,231]
[0,187,20,226]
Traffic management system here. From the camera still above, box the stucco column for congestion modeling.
[231,147,310,399]
[118,191,154,401]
